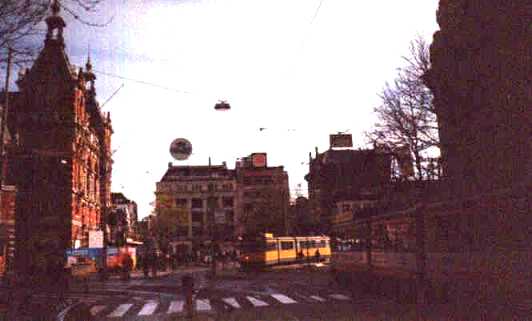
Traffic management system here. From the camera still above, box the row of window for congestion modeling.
[176,197,234,209]
[264,240,329,251]
[243,177,275,185]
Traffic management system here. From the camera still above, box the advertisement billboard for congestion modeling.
[88,230,104,248]
[330,134,353,148]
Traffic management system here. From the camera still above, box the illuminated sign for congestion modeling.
[251,153,267,168]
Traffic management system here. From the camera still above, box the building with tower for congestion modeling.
[7,1,113,280]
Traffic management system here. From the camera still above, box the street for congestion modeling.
[36,264,529,321]
[52,264,400,321]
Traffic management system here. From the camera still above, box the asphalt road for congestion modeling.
[23,264,530,321]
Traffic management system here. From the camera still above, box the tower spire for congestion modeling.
[45,0,66,44]
[85,43,96,91]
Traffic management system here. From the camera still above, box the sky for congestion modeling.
[13,0,440,219]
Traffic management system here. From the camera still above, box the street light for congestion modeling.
[214,100,231,111]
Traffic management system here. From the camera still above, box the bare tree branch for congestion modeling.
[367,37,441,181]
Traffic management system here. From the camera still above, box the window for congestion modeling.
[226,210,234,223]
[342,204,351,212]
[281,241,294,250]
[317,240,327,248]
[176,199,187,208]
[266,242,277,251]
[309,240,316,248]
[222,184,233,191]
[222,197,234,208]
[191,199,203,209]
[191,226,202,237]
[192,212,203,223]
[299,241,308,249]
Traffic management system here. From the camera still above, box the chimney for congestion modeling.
[168,162,172,168]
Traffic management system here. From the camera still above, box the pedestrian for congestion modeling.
[151,251,158,278]
[143,252,150,278]
[315,248,321,263]
[122,252,133,281]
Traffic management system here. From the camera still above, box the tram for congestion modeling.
[239,233,331,269]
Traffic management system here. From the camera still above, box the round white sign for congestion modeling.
[170,138,192,160]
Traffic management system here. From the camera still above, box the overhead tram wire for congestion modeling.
[93,70,193,95]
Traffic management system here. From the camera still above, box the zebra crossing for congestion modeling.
[89,292,354,318]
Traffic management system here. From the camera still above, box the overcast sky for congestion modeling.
[17,0,440,219]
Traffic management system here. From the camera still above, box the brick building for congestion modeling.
[8,3,113,279]
[0,93,18,275]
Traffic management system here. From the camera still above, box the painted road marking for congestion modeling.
[107,303,133,318]
[222,297,241,308]
[329,294,350,301]
[310,295,326,302]
[138,302,158,316]
[196,299,212,311]
[90,305,106,316]
[247,296,269,307]
[271,294,297,304]
[167,300,184,314]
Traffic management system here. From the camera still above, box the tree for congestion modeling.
[0,0,107,66]
[368,37,440,181]
[239,187,289,236]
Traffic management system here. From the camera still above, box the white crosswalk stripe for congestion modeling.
[247,296,269,307]
[138,302,158,316]
[222,297,241,308]
[196,299,212,311]
[271,294,297,304]
[167,300,184,314]
[107,303,133,318]
[87,291,353,317]
[329,294,350,300]
[89,305,106,316]
[310,295,326,302]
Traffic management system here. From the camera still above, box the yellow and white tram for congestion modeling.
[239,233,331,268]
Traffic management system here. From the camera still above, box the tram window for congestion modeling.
[299,241,307,249]
[318,240,327,248]
[266,242,277,251]
[310,240,316,248]
[281,241,294,250]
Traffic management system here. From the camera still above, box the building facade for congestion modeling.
[9,3,112,279]
[235,153,290,236]
[110,192,138,245]
[155,162,238,252]
[305,145,391,234]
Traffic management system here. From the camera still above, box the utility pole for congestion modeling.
[0,48,12,277]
